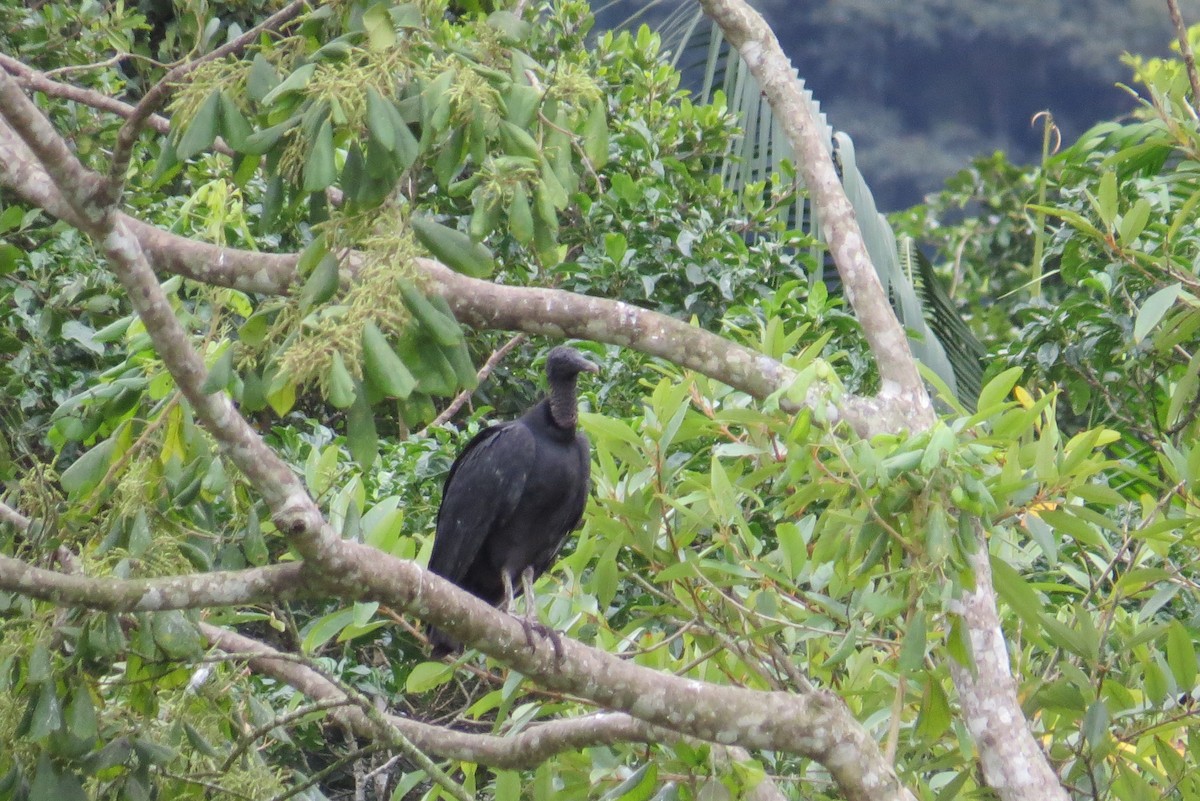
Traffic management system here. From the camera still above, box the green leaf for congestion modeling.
[363,2,397,50]
[303,119,336,192]
[405,661,453,693]
[201,347,234,394]
[361,322,417,399]
[246,53,279,102]
[411,217,495,277]
[991,556,1047,631]
[599,763,657,801]
[1096,170,1118,228]
[29,682,63,741]
[493,771,522,799]
[1167,619,1197,691]
[302,607,355,652]
[64,687,97,743]
[1026,204,1104,240]
[1118,197,1151,244]
[176,90,220,160]
[61,437,117,496]
[365,86,396,150]
[261,62,316,107]
[1082,698,1109,750]
[592,542,620,608]
[509,182,534,244]
[346,385,378,469]
[915,679,951,741]
[151,611,204,659]
[898,610,927,672]
[1133,283,1182,344]
[218,92,252,151]
[975,366,1023,415]
[583,100,609,168]
[326,351,356,409]
[298,252,340,312]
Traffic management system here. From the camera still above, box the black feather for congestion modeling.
[426,346,597,656]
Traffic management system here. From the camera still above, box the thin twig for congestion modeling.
[1167,0,1200,114]
[420,333,527,433]
[105,0,306,201]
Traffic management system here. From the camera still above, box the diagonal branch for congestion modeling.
[314,536,914,801]
[0,58,105,223]
[697,0,933,425]
[202,623,670,770]
[0,53,235,156]
[0,553,314,611]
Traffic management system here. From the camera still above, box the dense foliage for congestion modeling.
[1,1,1199,800]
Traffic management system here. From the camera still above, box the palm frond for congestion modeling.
[619,3,985,406]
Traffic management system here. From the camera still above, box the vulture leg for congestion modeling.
[502,568,564,662]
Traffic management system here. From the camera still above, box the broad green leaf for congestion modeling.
[405,661,453,694]
[1167,619,1197,692]
[599,763,656,801]
[898,610,927,672]
[151,611,204,659]
[1096,171,1118,228]
[362,2,397,50]
[1133,283,1182,344]
[493,771,521,799]
[915,679,951,741]
[975,366,1023,415]
[61,437,118,497]
[326,351,356,409]
[176,90,219,160]
[303,119,336,192]
[1082,698,1109,750]
[64,687,97,742]
[29,682,63,740]
[1118,197,1151,244]
[346,386,378,469]
[302,607,355,653]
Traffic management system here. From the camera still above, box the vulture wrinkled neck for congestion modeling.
[547,376,580,430]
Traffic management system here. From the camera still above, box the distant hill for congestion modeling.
[599,0,1199,210]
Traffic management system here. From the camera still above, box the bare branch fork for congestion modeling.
[0,63,910,801]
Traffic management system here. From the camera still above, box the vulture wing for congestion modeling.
[428,421,535,584]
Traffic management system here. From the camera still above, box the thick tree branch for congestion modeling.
[697,0,933,425]
[0,54,171,136]
[422,258,795,405]
[0,501,32,532]
[0,62,104,223]
[0,502,315,611]
[0,554,313,611]
[0,53,237,156]
[1167,0,1200,112]
[201,624,671,770]
[948,552,1069,800]
[311,537,914,801]
[696,4,1065,801]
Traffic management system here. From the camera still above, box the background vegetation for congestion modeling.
[1,1,1199,800]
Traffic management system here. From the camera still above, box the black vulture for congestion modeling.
[426,346,598,657]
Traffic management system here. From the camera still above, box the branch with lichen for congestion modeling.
[0,59,917,801]
[202,623,672,770]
